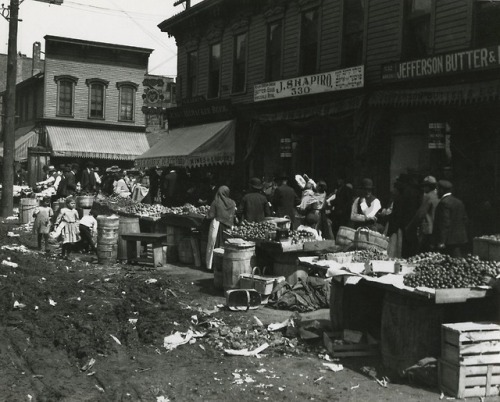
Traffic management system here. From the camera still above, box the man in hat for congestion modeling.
[350,178,381,231]
[433,180,468,257]
[407,175,439,252]
[237,177,271,223]
[36,165,57,189]
[272,173,299,229]
[80,161,97,194]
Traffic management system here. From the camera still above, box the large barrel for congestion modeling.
[117,216,140,261]
[76,195,94,209]
[96,215,119,264]
[380,292,443,373]
[19,198,39,224]
[222,244,256,291]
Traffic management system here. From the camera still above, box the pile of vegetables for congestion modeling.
[226,220,277,241]
[403,254,500,289]
[290,230,316,244]
[350,249,392,263]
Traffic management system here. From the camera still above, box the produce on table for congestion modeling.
[226,220,278,241]
[350,249,392,263]
[403,254,500,289]
[290,230,316,244]
[478,234,500,242]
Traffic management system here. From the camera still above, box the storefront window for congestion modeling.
[342,0,365,67]
[475,0,500,47]
[187,50,198,98]
[266,20,283,81]
[232,33,247,93]
[116,81,138,122]
[208,43,221,99]
[300,9,319,75]
[54,75,78,117]
[86,79,108,119]
[404,0,432,59]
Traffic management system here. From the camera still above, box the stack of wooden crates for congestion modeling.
[439,322,500,398]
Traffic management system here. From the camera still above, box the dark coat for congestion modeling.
[433,194,468,246]
[238,191,271,223]
[80,168,96,193]
[272,184,299,226]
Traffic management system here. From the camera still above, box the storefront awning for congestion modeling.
[0,126,39,162]
[369,80,500,107]
[135,120,235,168]
[46,126,149,160]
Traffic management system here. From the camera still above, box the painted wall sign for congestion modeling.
[254,66,364,102]
[382,45,500,82]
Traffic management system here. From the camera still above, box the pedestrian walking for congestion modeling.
[32,196,53,253]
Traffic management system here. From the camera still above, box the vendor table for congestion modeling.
[121,232,167,268]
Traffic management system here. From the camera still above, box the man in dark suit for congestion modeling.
[433,180,468,258]
[80,162,96,194]
[238,178,271,223]
[272,173,299,229]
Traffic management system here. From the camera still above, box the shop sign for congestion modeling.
[382,45,500,82]
[165,99,232,122]
[280,138,292,158]
[428,123,449,149]
[254,66,364,102]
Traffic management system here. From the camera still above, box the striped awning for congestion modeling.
[0,126,38,161]
[46,126,149,160]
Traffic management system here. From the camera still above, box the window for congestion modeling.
[208,43,221,98]
[342,0,365,67]
[232,33,247,93]
[475,0,500,47]
[300,9,320,75]
[86,79,108,119]
[116,81,138,122]
[54,75,78,117]
[266,20,283,81]
[404,0,432,59]
[187,50,198,98]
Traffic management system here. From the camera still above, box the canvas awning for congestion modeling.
[135,119,235,168]
[0,126,39,162]
[46,126,149,160]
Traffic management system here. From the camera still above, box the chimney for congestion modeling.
[32,42,41,76]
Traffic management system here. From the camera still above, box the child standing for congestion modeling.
[78,211,97,253]
[54,196,80,260]
[33,196,53,253]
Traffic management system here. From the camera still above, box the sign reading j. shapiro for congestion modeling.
[382,45,500,82]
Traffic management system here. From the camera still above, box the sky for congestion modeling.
[0,0,203,77]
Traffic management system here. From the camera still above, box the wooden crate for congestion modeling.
[442,322,500,366]
[473,238,490,260]
[439,359,500,398]
[489,240,500,262]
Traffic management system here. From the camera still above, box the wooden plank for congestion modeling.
[462,385,500,398]
[465,365,500,376]
[435,288,491,304]
[460,342,500,355]
[462,354,500,366]
[444,322,500,332]
[460,331,500,343]
[442,342,460,364]
[332,349,379,357]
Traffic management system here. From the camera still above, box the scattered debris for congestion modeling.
[48,298,57,306]
[13,301,26,309]
[322,363,344,372]
[224,342,269,357]
[2,260,18,268]
[110,335,121,345]
[7,232,19,237]
[163,330,205,351]
[351,384,359,390]
[81,358,96,371]
[145,278,158,284]
[1,244,31,253]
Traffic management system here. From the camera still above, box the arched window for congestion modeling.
[54,75,78,117]
[86,78,109,119]
[116,81,138,122]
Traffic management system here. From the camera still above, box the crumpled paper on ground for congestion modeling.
[163,330,205,351]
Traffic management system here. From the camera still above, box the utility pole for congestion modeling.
[1,0,20,218]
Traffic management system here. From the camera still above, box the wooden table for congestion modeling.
[121,232,167,267]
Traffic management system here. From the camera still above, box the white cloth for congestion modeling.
[205,218,220,270]
[350,197,381,222]
[94,172,101,184]
[80,215,97,234]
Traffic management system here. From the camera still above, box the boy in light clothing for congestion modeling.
[79,211,98,253]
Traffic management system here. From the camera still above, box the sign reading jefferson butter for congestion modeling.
[382,45,500,82]
[254,66,364,102]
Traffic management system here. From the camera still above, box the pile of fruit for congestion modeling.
[351,249,392,263]
[290,230,316,244]
[226,220,277,241]
[478,234,500,243]
[403,254,500,289]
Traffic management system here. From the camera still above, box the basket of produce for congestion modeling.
[353,228,389,252]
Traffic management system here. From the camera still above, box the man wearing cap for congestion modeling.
[272,173,299,229]
[350,178,381,231]
[433,180,468,258]
[238,178,271,223]
[80,162,97,194]
[37,166,57,189]
[407,175,440,252]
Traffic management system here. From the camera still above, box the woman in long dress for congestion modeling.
[205,186,236,270]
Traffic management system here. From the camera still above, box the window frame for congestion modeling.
[403,0,433,59]
[299,7,321,76]
[232,31,248,94]
[473,0,500,48]
[54,75,78,118]
[266,19,284,81]
[86,78,109,120]
[208,42,222,99]
[341,0,366,67]
[116,81,138,123]
[187,50,198,99]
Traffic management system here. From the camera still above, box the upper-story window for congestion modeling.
[404,0,432,59]
[116,81,138,122]
[474,0,500,47]
[86,79,109,120]
[187,50,198,98]
[342,0,365,67]
[54,75,78,117]
[300,8,320,75]
[233,32,248,93]
[208,43,221,98]
[266,20,283,81]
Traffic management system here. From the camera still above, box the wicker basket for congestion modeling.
[353,228,389,252]
[336,226,356,246]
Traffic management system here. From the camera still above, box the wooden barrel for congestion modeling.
[96,215,119,264]
[380,292,444,374]
[117,216,140,261]
[222,245,256,291]
[178,236,194,265]
[19,198,38,224]
[76,195,94,209]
